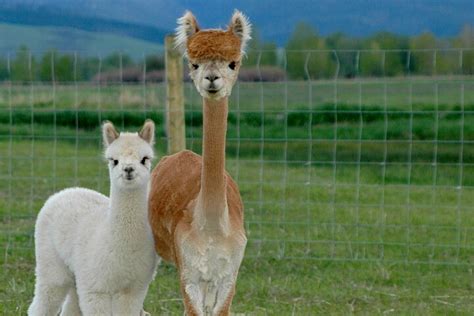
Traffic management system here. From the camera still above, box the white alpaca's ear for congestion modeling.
[139,119,155,145]
[102,121,119,147]
[229,10,252,54]
[175,11,200,53]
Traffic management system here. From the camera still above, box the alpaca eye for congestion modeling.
[109,159,119,166]
[191,64,199,70]
[141,157,149,165]
[228,61,236,70]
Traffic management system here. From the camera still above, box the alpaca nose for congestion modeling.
[205,74,220,82]
[124,166,134,175]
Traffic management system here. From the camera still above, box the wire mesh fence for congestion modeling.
[1,48,474,269]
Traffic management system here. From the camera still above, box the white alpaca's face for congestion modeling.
[188,59,240,100]
[102,121,155,189]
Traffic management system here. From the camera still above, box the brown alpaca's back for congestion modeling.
[148,150,244,264]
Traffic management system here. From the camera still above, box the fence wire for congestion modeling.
[1,48,473,266]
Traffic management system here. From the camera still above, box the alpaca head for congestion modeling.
[102,120,155,189]
[175,10,251,100]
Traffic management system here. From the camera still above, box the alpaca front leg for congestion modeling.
[28,284,69,316]
[140,309,151,316]
[78,292,111,315]
[112,287,148,316]
[60,287,81,316]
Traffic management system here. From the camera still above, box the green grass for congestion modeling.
[1,79,474,314]
[2,255,474,314]
[1,138,473,314]
[1,78,474,111]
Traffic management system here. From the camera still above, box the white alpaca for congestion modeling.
[28,120,158,316]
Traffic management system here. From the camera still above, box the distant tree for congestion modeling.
[38,51,76,82]
[102,52,134,71]
[409,32,437,75]
[369,32,408,76]
[145,54,165,71]
[0,56,8,81]
[359,41,385,77]
[245,28,278,68]
[55,54,75,82]
[453,24,474,74]
[39,51,55,82]
[325,32,360,78]
[368,32,409,50]
[326,32,360,50]
[78,56,101,81]
[11,46,35,82]
[286,22,331,79]
[452,24,474,49]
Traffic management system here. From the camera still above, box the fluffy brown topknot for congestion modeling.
[187,30,242,62]
[175,10,251,62]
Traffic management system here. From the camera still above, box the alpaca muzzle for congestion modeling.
[123,166,135,180]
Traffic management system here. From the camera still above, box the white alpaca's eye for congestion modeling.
[109,158,118,166]
[141,157,149,165]
[191,63,199,70]
[228,61,237,70]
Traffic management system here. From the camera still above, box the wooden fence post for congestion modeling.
[165,35,185,154]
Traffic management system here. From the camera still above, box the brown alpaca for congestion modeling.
[148,10,251,316]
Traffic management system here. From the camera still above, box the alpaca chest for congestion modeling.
[179,235,246,315]
[78,237,157,291]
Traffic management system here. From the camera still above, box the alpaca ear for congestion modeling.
[139,119,155,145]
[102,121,119,146]
[228,10,252,54]
[175,11,200,53]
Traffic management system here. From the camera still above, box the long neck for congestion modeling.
[195,96,229,232]
[107,184,150,239]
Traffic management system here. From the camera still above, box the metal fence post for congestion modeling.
[165,35,185,154]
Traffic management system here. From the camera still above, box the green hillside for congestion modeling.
[0,23,163,59]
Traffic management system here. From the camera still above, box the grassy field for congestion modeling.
[1,77,474,111]
[1,78,474,314]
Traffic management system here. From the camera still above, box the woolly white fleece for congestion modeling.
[28,121,157,316]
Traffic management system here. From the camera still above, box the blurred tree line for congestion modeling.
[0,24,472,82]
[247,23,474,79]
[0,48,165,83]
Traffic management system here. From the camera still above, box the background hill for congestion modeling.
[1,0,473,46]
[0,0,472,79]
[0,23,162,59]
